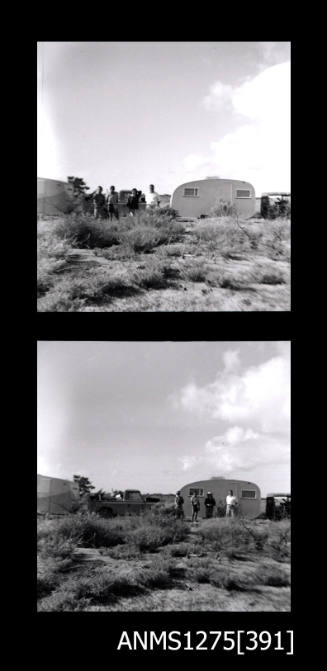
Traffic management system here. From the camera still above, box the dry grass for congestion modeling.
[37,515,290,612]
[37,214,290,311]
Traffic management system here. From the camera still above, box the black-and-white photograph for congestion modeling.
[37,341,291,612]
[37,42,290,312]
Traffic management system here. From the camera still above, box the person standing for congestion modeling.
[191,493,200,522]
[226,490,237,518]
[204,492,216,519]
[127,188,140,217]
[175,491,184,519]
[145,184,161,209]
[107,185,119,221]
[92,186,106,219]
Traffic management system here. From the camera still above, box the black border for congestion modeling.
[34,33,299,661]
[36,338,295,660]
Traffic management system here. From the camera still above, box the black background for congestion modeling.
[30,26,304,663]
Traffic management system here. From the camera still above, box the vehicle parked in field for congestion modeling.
[266,493,291,520]
[260,192,291,219]
[88,489,153,518]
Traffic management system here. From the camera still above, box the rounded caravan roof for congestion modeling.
[172,177,255,192]
[181,478,260,493]
[38,177,68,186]
[37,473,74,485]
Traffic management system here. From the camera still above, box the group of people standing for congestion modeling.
[91,184,161,220]
[174,490,238,522]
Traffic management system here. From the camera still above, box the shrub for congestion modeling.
[66,571,142,602]
[130,525,172,552]
[197,519,269,555]
[125,221,184,252]
[133,265,167,289]
[38,536,77,560]
[259,566,290,587]
[37,566,61,598]
[37,290,86,312]
[185,261,208,282]
[128,513,189,552]
[195,568,212,583]
[139,207,178,225]
[105,544,141,560]
[210,200,237,217]
[53,215,121,249]
[37,513,127,549]
[134,562,175,589]
[151,503,176,517]
[260,272,286,285]
[166,542,193,557]
[38,591,91,612]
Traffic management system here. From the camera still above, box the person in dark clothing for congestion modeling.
[191,493,200,522]
[204,492,216,518]
[107,185,119,221]
[92,186,106,219]
[175,491,184,519]
[127,188,140,216]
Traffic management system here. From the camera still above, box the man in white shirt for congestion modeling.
[226,490,237,518]
[145,184,161,208]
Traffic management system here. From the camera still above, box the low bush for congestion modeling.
[259,565,290,587]
[66,571,143,602]
[260,273,286,285]
[38,590,91,612]
[185,262,208,282]
[210,200,237,217]
[125,221,185,252]
[166,542,193,557]
[197,519,263,554]
[53,215,122,249]
[134,562,176,589]
[37,565,61,598]
[139,207,179,225]
[104,544,141,560]
[37,513,127,549]
[124,511,189,552]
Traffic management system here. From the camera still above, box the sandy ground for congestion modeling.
[68,546,290,612]
[38,217,290,311]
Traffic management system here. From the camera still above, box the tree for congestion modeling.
[67,176,90,196]
[73,475,96,497]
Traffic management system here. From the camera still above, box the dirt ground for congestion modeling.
[37,217,290,312]
[70,548,290,611]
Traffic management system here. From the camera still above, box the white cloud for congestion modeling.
[180,455,199,471]
[176,347,290,488]
[180,61,290,195]
[222,349,240,373]
[179,427,290,478]
[202,81,233,111]
[177,349,290,435]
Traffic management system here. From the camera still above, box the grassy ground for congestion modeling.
[37,511,291,611]
[37,211,290,311]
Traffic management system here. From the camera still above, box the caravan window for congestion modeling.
[236,189,251,198]
[184,188,198,197]
[189,488,204,497]
[241,490,256,498]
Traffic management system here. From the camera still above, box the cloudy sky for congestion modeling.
[37,41,290,196]
[37,341,290,496]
